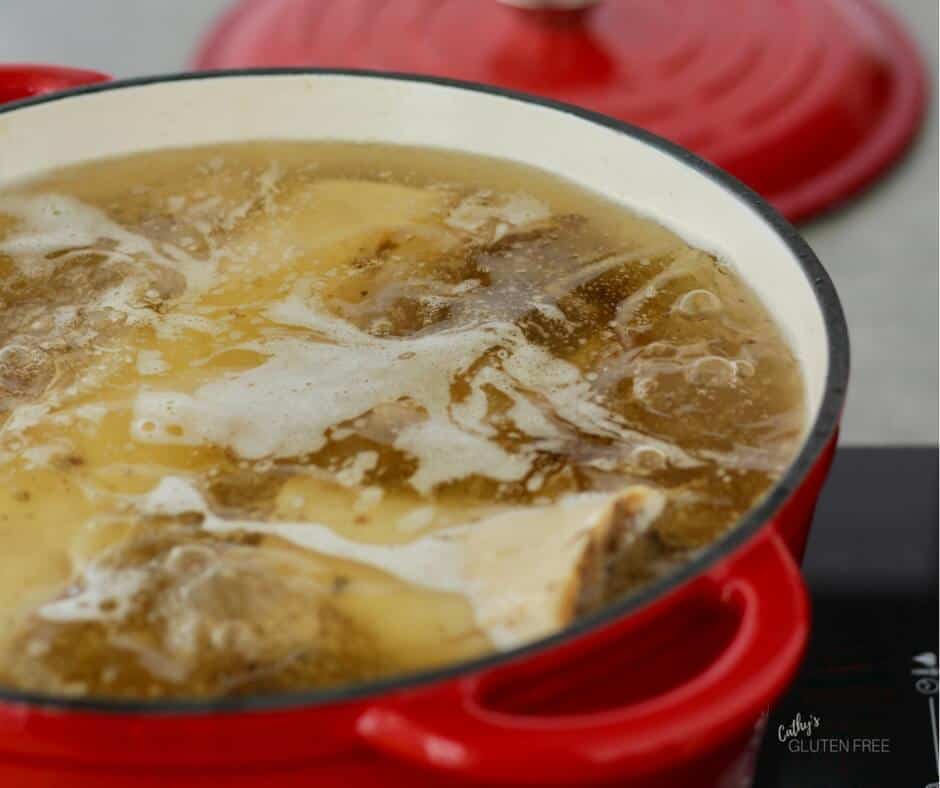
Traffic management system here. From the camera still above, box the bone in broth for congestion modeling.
[0,143,805,698]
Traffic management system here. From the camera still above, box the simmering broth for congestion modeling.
[0,143,805,698]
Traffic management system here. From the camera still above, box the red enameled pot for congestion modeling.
[0,66,848,788]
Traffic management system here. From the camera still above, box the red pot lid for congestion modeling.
[193,0,926,222]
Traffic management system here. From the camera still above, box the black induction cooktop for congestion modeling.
[755,447,939,788]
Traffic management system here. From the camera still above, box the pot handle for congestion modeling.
[0,64,110,105]
[358,527,808,784]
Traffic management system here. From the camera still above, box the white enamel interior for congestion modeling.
[0,73,829,428]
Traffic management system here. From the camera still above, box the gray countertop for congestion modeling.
[1,0,936,446]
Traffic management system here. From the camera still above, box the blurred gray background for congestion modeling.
[0,1,936,446]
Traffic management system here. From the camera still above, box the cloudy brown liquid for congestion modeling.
[0,143,805,698]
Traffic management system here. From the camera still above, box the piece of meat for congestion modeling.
[206,178,455,308]
[200,479,666,652]
[444,190,550,244]
[459,485,665,648]
[0,525,385,698]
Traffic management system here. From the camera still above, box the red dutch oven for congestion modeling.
[0,65,849,788]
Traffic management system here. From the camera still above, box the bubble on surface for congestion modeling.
[687,356,738,387]
[675,288,721,317]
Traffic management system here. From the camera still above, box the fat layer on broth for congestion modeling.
[0,143,805,698]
